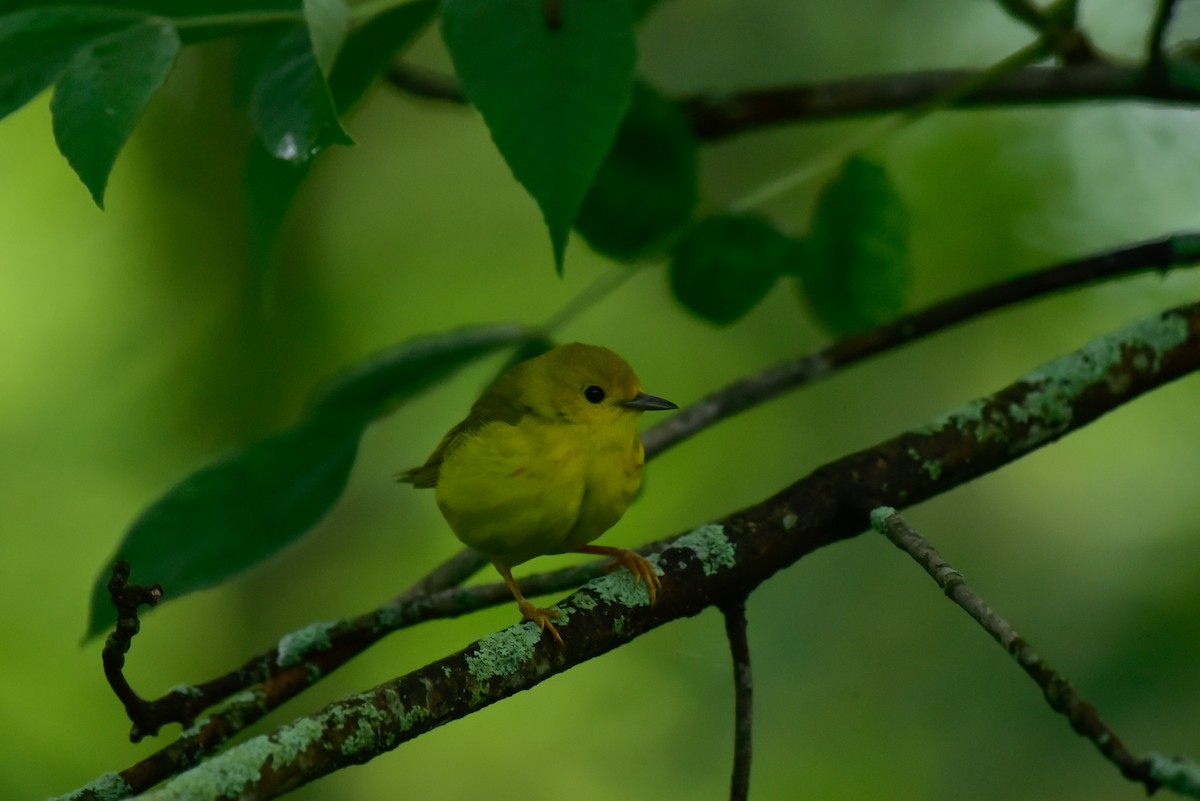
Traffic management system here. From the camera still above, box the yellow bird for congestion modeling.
[399,342,677,644]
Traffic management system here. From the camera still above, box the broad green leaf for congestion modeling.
[87,417,363,639]
[0,6,145,123]
[87,324,535,638]
[245,0,438,268]
[303,0,348,75]
[326,0,437,111]
[575,80,697,261]
[250,24,353,164]
[670,214,793,325]
[798,156,911,336]
[442,0,636,271]
[50,19,180,207]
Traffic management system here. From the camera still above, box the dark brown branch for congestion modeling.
[101,561,163,740]
[685,62,1196,140]
[870,509,1158,793]
[72,300,1200,800]
[722,600,753,801]
[642,232,1200,460]
[383,59,1200,142]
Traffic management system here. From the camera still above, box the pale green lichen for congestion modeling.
[1147,752,1200,795]
[276,620,338,667]
[921,460,943,481]
[57,771,131,801]
[781,511,798,531]
[674,524,736,575]
[586,562,658,607]
[869,507,897,534]
[464,624,542,683]
[339,717,378,756]
[136,736,273,800]
[914,312,1189,449]
[1007,312,1189,448]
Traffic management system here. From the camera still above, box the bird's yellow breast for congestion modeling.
[434,412,644,566]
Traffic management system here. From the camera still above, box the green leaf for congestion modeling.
[669,214,793,325]
[86,417,363,640]
[442,0,636,271]
[244,0,438,268]
[575,80,697,261]
[250,24,354,164]
[0,6,148,124]
[326,0,437,111]
[50,19,180,207]
[798,156,911,336]
[303,0,348,75]
[86,324,535,638]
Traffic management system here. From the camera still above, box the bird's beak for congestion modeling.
[622,392,678,412]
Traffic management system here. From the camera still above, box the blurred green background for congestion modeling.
[5,1,1200,799]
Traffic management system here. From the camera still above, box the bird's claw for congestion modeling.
[518,600,564,647]
[612,550,661,604]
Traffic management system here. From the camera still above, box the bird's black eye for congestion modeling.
[584,385,606,404]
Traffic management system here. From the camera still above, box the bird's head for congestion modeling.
[513,343,677,426]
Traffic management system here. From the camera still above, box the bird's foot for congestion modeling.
[518,599,564,647]
[579,545,662,604]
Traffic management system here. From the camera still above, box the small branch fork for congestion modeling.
[869,509,1168,793]
[76,236,1200,799]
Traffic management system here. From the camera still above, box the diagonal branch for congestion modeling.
[67,300,1200,801]
[870,508,1164,794]
[642,232,1200,460]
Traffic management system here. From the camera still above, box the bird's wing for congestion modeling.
[396,370,531,489]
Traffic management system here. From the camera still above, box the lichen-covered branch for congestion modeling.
[62,302,1200,801]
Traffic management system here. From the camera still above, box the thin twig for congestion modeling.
[869,508,1166,793]
[685,63,1200,141]
[642,232,1200,460]
[101,562,163,741]
[722,600,753,801]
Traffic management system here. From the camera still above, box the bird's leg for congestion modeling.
[577,545,661,603]
[493,560,564,646]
